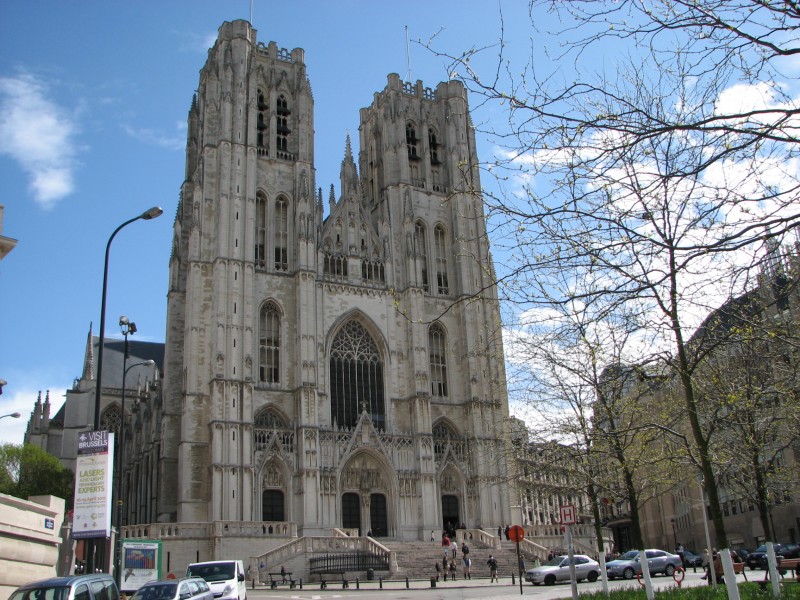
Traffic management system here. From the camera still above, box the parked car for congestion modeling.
[606,549,683,580]
[186,560,246,600]
[9,574,119,600]
[682,550,703,568]
[132,578,213,600]
[745,543,800,570]
[526,554,601,585]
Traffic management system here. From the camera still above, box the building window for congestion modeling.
[323,252,348,278]
[262,489,285,521]
[274,196,288,271]
[101,406,122,436]
[429,128,440,164]
[434,225,449,295]
[276,94,290,156]
[255,193,267,268]
[257,89,268,155]
[406,122,419,160]
[330,320,385,429]
[259,301,280,383]
[429,323,448,398]
[415,220,429,292]
[361,259,385,283]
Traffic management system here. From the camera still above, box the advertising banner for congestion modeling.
[73,430,114,539]
[120,540,162,592]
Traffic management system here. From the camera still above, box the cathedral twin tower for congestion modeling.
[160,20,515,539]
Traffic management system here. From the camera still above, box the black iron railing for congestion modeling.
[309,551,389,574]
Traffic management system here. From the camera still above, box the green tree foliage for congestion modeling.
[0,443,74,508]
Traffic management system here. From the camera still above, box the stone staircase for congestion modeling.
[385,539,533,580]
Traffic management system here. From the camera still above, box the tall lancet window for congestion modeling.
[259,301,281,384]
[255,193,267,268]
[330,321,385,429]
[406,122,419,160]
[415,220,429,292]
[276,94,291,155]
[274,196,288,271]
[429,323,449,398]
[434,225,449,295]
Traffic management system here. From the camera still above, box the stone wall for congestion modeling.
[0,494,65,600]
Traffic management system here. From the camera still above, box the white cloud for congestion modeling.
[122,124,185,151]
[0,73,79,209]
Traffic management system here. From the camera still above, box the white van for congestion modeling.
[186,560,247,600]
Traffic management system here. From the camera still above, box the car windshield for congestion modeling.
[754,545,767,553]
[544,556,566,567]
[187,564,235,582]
[136,584,177,600]
[618,551,640,560]
[10,588,70,600]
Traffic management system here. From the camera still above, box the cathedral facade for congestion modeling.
[159,20,515,538]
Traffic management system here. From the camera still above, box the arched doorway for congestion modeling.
[342,492,361,532]
[442,494,459,530]
[370,493,388,537]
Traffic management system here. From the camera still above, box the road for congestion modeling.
[245,568,739,600]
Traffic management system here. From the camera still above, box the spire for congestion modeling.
[329,184,336,213]
[82,322,94,381]
[340,133,359,198]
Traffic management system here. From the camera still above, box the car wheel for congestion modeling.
[588,571,599,582]
[544,574,556,586]
[665,565,675,576]
[623,567,635,580]
[531,582,540,586]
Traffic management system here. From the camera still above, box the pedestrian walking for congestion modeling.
[442,556,449,581]
[461,542,470,558]
[430,530,435,542]
[435,561,441,581]
[450,539,458,559]
[463,556,471,580]
[487,555,499,582]
[449,561,457,580]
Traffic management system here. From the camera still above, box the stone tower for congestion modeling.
[162,20,517,537]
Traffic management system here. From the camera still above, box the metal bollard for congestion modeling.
[356,578,359,589]
[406,577,409,589]
[512,573,515,585]
[430,576,436,588]
[299,578,303,589]
[379,577,383,589]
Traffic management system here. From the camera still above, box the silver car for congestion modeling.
[526,555,601,585]
[132,578,213,600]
[606,549,682,580]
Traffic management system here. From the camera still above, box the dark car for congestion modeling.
[9,574,119,600]
[682,550,703,567]
[745,543,800,570]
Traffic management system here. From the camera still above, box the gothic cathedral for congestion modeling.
[162,20,516,539]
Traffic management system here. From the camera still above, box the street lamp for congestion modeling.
[114,316,155,590]
[93,206,163,430]
[90,206,161,576]
[0,412,21,419]
[671,518,677,551]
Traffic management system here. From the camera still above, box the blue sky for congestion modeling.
[0,1,542,444]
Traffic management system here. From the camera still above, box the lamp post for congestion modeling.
[90,206,162,576]
[114,316,155,591]
[93,206,162,430]
[0,412,21,419]
[671,518,677,551]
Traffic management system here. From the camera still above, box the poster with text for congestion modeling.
[72,430,114,539]
[120,541,162,592]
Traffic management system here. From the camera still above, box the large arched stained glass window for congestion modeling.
[330,321,385,429]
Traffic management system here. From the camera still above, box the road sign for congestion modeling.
[508,524,525,542]
[560,504,577,525]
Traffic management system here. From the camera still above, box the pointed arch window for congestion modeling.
[434,225,449,295]
[259,301,281,384]
[276,94,291,156]
[330,321,385,429]
[406,122,419,160]
[428,128,440,164]
[255,193,267,268]
[101,405,122,436]
[415,220,429,292]
[429,323,449,398]
[274,196,288,271]
[256,88,268,155]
